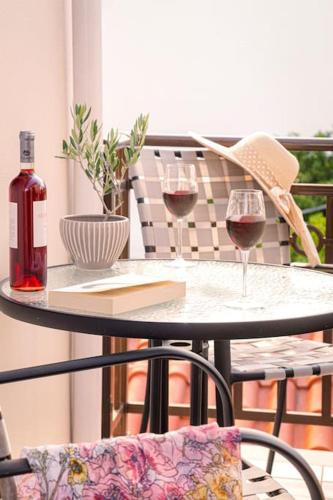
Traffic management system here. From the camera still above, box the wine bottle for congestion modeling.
[9,131,47,291]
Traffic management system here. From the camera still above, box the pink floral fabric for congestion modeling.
[17,423,242,499]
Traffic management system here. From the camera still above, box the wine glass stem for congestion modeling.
[176,218,183,260]
[241,250,249,297]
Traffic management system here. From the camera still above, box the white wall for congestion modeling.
[102,0,333,137]
[102,0,333,257]
[0,0,70,455]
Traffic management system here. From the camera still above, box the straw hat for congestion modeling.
[190,131,320,266]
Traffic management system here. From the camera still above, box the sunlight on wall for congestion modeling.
[0,0,70,455]
[102,0,333,137]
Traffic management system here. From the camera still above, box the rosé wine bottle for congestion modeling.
[9,131,47,291]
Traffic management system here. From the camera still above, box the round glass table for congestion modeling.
[1,260,333,340]
[2,260,333,433]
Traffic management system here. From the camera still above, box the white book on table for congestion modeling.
[48,273,186,315]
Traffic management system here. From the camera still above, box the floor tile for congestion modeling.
[272,461,322,481]
[323,466,333,482]
[298,449,333,468]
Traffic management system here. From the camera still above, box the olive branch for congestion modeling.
[61,104,149,216]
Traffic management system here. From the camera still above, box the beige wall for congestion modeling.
[0,0,70,455]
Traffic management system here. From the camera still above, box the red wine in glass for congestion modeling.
[163,190,198,218]
[162,163,198,267]
[226,214,266,250]
[226,189,266,302]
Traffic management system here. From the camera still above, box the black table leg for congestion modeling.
[214,339,233,426]
[161,355,169,432]
[149,339,169,433]
[140,359,151,433]
[190,340,203,425]
[201,341,209,424]
[101,336,112,438]
[149,342,162,433]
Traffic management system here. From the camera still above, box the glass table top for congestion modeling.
[2,260,333,327]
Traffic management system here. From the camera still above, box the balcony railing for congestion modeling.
[103,135,333,437]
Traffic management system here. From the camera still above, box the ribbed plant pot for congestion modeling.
[60,214,129,270]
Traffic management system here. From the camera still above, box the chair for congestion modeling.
[0,347,325,499]
[129,144,333,470]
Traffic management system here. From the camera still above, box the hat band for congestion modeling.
[270,186,292,214]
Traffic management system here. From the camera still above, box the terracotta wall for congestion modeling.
[0,0,70,455]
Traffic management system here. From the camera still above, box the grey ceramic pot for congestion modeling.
[60,214,129,270]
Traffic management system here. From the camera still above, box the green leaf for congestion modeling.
[71,128,79,144]
[124,149,130,163]
[75,114,82,129]
[70,136,77,150]
[90,120,98,141]
[83,107,91,123]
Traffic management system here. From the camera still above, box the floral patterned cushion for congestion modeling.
[17,423,242,499]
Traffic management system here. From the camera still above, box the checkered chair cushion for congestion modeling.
[130,146,333,382]
[226,337,333,381]
[130,147,290,264]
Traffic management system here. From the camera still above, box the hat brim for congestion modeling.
[189,132,245,169]
[189,131,294,224]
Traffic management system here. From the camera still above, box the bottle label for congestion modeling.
[33,200,47,247]
[9,202,18,249]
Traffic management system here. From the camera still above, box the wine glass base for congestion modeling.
[223,298,265,310]
[164,258,196,268]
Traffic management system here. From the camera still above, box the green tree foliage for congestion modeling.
[290,130,333,262]
[292,130,333,210]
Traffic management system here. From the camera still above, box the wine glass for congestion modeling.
[226,189,266,307]
[162,163,198,267]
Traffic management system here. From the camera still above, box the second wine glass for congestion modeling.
[162,163,198,267]
[226,189,266,306]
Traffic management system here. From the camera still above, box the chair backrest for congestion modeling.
[130,147,290,264]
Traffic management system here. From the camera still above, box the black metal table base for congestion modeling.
[190,340,209,426]
[147,339,231,432]
[149,339,170,433]
[214,339,232,426]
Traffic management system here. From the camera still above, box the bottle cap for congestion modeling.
[19,131,35,139]
[19,131,35,163]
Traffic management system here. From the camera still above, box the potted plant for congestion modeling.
[60,104,149,269]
